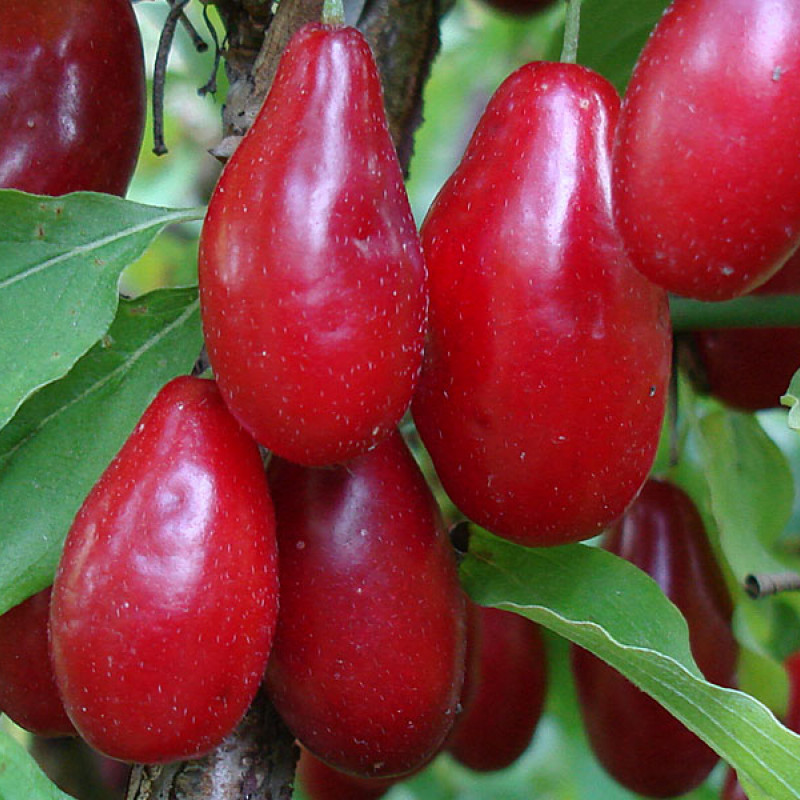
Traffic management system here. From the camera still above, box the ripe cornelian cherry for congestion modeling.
[572,479,738,798]
[265,431,466,778]
[199,23,426,466]
[692,250,800,411]
[448,604,547,772]
[0,587,74,737]
[413,61,670,547]
[0,0,145,196]
[297,748,399,800]
[614,0,800,300]
[50,377,279,763]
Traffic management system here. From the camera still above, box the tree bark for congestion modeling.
[126,690,298,800]
[207,0,445,173]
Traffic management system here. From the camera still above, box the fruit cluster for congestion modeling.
[2,0,800,798]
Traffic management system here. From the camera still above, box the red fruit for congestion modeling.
[198,23,426,467]
[721,769,750,800]
[448,605,547,772]
[265,431,466,778]
[0,587,74,737]
[571,479,738,798]
[413,61,670,547]
[297,748,397,800]
[722,651,800,799]
[0,0,145,196]
[692,250,800,410]
[50,377,279,763]
[613,0,800,301]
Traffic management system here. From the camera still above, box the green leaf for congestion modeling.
[461,529,800,800]
[781,367,800,430]
[0,729,75,800]
[544,0,670,93]
[695,411,796,579]
[0,288,202,616]
[0,190,204,431]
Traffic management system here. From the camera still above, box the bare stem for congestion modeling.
[744,572,800,599]
[560,0,582,64]
[671,295,800,331]
[153,0,192,156]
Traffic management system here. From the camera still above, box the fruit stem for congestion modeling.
[670,295,800,330]
[560,0,582,64]
[744,572,800,599]
[322,0,345,26]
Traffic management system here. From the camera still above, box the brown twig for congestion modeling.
[153,0,192,155]
[173,0,209,51]
[198,4,223,96]
[744,572,800,599]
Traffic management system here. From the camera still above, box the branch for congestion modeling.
[126,689,298,800]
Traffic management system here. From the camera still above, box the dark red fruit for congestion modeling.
[0,587,74,737]
[721,769,750,800]
[478,0,557,16]
[613,0,800,301]
[722,650,800,799]
[571,479,738,798]
[265,431,466,778]
[199,23,426,466]
[0,0,145,196]
[50,376,279,763]
[297,748,397,800]
[413,61,670,547]
[448,605,547,772]
[692,250,800,410]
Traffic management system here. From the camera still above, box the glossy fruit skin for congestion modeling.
[0,0,145,196]
[571,479,738,798]
[297,748,397,800]
[50,376,279,763]
[413,62,671,547]
[265,431,466,778]
[693,250,800,410]
[199,23,426,467]
[448,605,547,772]
[0,587,74,737]
[613,0,800,301]
[722,651,800,799]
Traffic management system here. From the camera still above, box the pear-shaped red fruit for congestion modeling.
[50,376,279,763]
[265,431,466,778]
[571,479,738,797]
[0,0,145,196]
[692,249,800,411]
[413,61,670,546]
[0,587,74,737]
[297,748,399,800]
[448,604,547,772]
[199,23,426,466]
[614,0,800,300]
